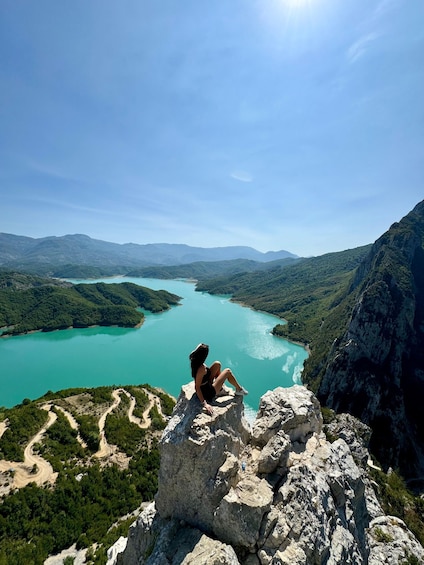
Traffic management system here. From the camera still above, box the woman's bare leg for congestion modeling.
[209,361,221,380]
[213,368,242,394]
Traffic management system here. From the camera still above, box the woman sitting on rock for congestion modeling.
[189,343,248,415]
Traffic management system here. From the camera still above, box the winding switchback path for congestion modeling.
[129,390,154,429]
[55,405,88,449]
[94,388,123,458]
[0,404,58,489]
[0,387,168,488]
[93,387,166,457]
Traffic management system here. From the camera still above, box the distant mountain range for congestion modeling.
[0,233,297,271]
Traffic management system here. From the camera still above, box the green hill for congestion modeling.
[196,244,371,347]
[0,272,181,336]
[125,256,301,280]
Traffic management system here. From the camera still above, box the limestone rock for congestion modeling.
[117,502,241,565]
[325,413,372,467]
[251,385,322,447]
[259,438,368,564]
[257,430,290,475]
[155,383,250,534]
[107,537,127,564]
[368,515,424,564]
[213,475,274,548]
[317,201,424,481]
[108,383,424,565]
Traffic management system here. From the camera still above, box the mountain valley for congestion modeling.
[1,200,424,564]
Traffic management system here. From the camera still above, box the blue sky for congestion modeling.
[0,0,423,257]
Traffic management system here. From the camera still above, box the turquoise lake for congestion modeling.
[0,277,308,413]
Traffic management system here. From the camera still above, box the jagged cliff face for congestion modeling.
[317,200,424,481]
[107,384,423,565]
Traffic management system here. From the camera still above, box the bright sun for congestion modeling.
[264,0,322,41]
[282,0,319,20]
[284,0,315,8]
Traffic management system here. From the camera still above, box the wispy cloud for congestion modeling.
[25,158,89,185]
[373,0,398,20]
[347,32,380,64]
[24,195,121,217]
[230,170,253,183]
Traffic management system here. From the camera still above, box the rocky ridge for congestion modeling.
[317,200,424,481]
[107,384,424,565]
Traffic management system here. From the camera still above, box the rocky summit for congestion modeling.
[107,384,424,565]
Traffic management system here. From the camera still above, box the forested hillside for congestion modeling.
[196,244,371,347]
[0,385,175,565]
[0,271,70,290]
[0,272,181,336]
[126,256,301,280]
[4,256,301,280]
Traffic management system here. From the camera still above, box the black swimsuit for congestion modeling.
[200,366,216,401]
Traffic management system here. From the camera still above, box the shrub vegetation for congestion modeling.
[0,273,180,336]
[0,386,170,565]
[369,467,424,547]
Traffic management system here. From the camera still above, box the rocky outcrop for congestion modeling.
[318,200,424,481]
[107,383,424,565]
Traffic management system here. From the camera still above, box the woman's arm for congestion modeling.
[195,365,213,415]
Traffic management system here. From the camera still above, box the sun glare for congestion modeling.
[285,0,311,7]
[259,0,331,54]
[283,0,321,13]
[268,0,324,34]
[274,0,318,18]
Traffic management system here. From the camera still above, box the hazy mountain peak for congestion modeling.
[0,232,297,269]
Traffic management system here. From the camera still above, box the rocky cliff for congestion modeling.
[317,200,424,482]
[107,384,423,565]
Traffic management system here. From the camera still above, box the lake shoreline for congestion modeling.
[0,276,309,410]
[228,297,311,356]
[0,318,145,339]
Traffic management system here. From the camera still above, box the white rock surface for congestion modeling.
[107,383,424,565]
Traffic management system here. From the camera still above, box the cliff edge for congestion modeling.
[317,200,424,481]
[107,383,424,565]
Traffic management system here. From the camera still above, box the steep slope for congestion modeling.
[190,200,424,482]
[197,245,371,345]
[316,200,424,481]
[107,384,424,565]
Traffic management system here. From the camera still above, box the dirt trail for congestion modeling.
[55,405,88,449]
[0,419,8,439]
[130,391,154,429]
[367,457,382,471]
[153,394,165,419]
[0,387,168,486]
[127,389,166,429]
[0,404,58,489]
[126,393,144,427]
[93,387,165,457]
[94,388,123,458]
